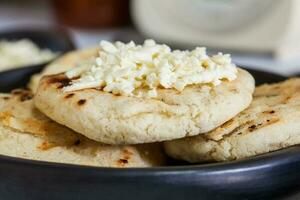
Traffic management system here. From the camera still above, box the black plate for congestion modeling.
[0,27,75,92]
[0,67,298,200]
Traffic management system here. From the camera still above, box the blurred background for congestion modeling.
[1,0,300,75]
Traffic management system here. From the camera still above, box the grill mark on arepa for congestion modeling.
[47,76,72,89]
[9,89,33,102]
[48,76,70,84]
[248,124,262,132]
[57,82,70,89]
[116,148,134,167]
[205,119,236,140]
[123,148,134,156]
[37,141,52,150]
[19,93,33,102]
[65,93,75,99]
[77,99,86,106]
[282,96,292,104]
[118,159,129,167]
[0,111,12,125]
[205,121,246,141]
[247,117,279,132]
[262,110,275,114]
[254,93,279,98]
[74,139,81,145]
[207,114,280,141]
[219,119,235,129]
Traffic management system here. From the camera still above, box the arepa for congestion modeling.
[0,90,166,167]
[164,78,300,162]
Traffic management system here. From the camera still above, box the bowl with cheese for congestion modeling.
[0,27,75,92]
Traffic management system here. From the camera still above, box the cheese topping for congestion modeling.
[64,40,237,97]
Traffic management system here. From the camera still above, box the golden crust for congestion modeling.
[0,91,166,167]
[165,78,300,162]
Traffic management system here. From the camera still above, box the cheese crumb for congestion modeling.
[64,40,238,97]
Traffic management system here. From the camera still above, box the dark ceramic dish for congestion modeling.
[0,67,299,200]
[0,28,75,92]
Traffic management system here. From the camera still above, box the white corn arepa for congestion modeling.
[164,78,300,162]
[34,68,255,144]
[28,47,99,92]
[0,90,166,167]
